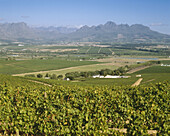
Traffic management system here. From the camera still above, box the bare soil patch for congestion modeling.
[131,78,143,87]
[127,66,150,74]
[39,49,78,52]
[28,80,52,87]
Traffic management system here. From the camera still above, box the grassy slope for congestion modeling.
[133,65,170,85]
[75,65,170,86]
[160,60,170,64]
[1,65,168,88]
[0,74,46,88]
[24,74,138,87]
[0,59,100,74]
[22,65,170,87]
[1,58,168,87]
[47,64,118,76]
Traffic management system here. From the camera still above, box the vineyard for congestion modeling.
[0,75,169,135]
[0,74,47,88]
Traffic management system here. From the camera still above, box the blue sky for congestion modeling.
[0,0,170,34]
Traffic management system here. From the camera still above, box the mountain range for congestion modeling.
[0,21,170,43]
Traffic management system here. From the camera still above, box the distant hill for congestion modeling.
[0,21,170,43]
[36,26,77,34]
[0,22,64,42]
[68,21,170,43]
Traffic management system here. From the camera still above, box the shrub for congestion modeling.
[37,74,43,78]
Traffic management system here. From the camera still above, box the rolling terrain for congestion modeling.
[0,21,169,136]
[0,59,100,74]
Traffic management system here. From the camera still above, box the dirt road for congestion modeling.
[131,78,143,87]
[28,80,52,87]
[127,66,150,74]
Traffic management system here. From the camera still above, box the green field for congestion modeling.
[160,60,170,64]
[0,59,169,135]
[0,33,170,135]
[20,64,170,87]
[87,47,100,54]
[111,48,157,56]
[53,65,170,87]
[135,65,170,74]
[0,59,100,74]
[0,74,46,88]
[46,64,118,77]
[139,73,170,85]
[23,76,136,87]
[132,65,170,85]
[73,77,137,86]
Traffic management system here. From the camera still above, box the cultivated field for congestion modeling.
[133,65,170,85]
[0,42,169,87]
[0,43,169,135]
[22,63,170,87]
[0,59,100,74]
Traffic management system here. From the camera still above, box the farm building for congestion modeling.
[64,78,70,81]
[44,77,50,79]
[161,64,170,66]
[92,75,104,78]
[92,75,129,79]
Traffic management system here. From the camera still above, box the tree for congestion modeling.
[45,73,50,77]
[105,69,113,75]
[100,69,107,76]
[51,74,57,79]
[57,75,63,79]
[37,74,43,78]
[157,61,161,64]
[114,70,121,76]
[65,73,75,80]
[117,67,126,74]
[67,76,74,80]
[94,70,100,75]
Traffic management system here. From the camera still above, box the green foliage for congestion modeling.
[45,73,50,77]
[0,79,169,135]
[57,75,63,79]
[24,74,36,77]
[51,74,57,79]
[64,67,128,80]
[37,74,43,78]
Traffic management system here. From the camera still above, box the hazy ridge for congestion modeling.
[0,21,170,43]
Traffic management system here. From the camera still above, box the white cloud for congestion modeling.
[150,23,169,27]
[74,25,84,28]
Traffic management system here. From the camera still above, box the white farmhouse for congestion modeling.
[105,75,121,78]
[92,75,129,79]
[161,64,170,66]
[92,75,100,78]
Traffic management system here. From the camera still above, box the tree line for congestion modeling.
[65,66,129,80]
[25,73,63,79]
[25,60,161,80]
